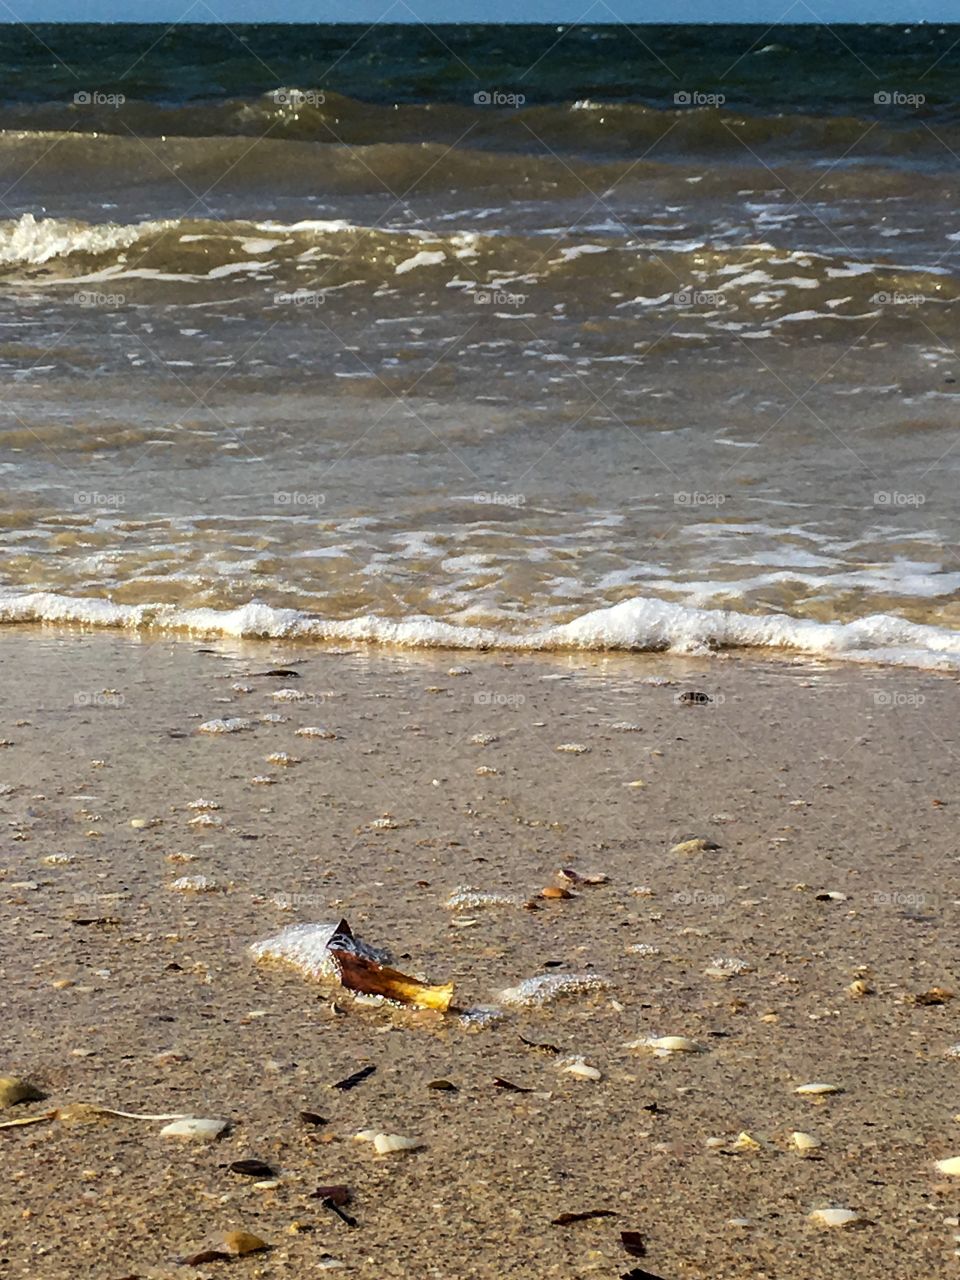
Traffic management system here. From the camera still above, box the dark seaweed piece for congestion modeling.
[227,1159,275,1179]
[493,1077,533,1093]
[551,1210,617,1225]
[310,1185,351,1206]
[427,1079,458,1091]
[299,1111,328,1126]
[519,1036,561,1055]
[677,690,712,704]
[312,1186,357,1227]
[621,1270,666,1280]
[331,1064,376,1091]
[251,668,301,678]
[620,1230,646,1257]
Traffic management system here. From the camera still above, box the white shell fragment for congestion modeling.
[499,973,608,1008]
[160,1117,228,1140]
[187,799,221,811]
[628,1035,704,1055]
[446,888,522,910]
[809,1207,861,1228]
[555,742,589,754]
[295,726,337,738]
[198,718,253,734]
[373,1133,422,1155]
[250,921,389,982]
[791,1131,822,1152]
[188,813,222,829]
[170,875,221,894]
[795,1082,842,1097]
[935,1157,960,1176]
[704,956,751,978]
[270,689,307,701]
[265,752,300,767]
[560,1056,602,1081]
[469,733,498,746]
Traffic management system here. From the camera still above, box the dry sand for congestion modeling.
[1,626,959,1278]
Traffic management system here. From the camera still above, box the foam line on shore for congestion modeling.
[3,589,960,670]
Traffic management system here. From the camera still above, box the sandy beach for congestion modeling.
[1,627,959,1278]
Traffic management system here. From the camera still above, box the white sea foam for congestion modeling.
[250,920,390,982]
[3,589,960,670]
[0,213,164,266]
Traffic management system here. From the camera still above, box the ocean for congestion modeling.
[2,22,959,667]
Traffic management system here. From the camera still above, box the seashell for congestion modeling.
[160,1117,229,1140]
[475,765,499,776]
[250,775,276,785]
[623,779,646,788]
[628,943,660,956]
[221,1231,267,1256]
[791,1131,822,1152]
[499,973,608,1008]
[446,888,521,910]
[848,978,873,997]
[265,752,300,767]
[188,813,222,828]
[611,721,643,732]
[540,886,573,900]
[469,733,498,746]
[795,1082,842,1097]
[630,885,654,897]
[560,1056,602,1081]
[252,920,390,983]
[186,798,220,811]
[731,1131,762,1151]
[0,1076,45,1108]
[556,742,589,754]
[295,726,337,739]
[170,875,221,893]
[629,1035,703,1055]
[935,1157,960,1176]
[42,854,73,866]
[373,1132,422,1155]
[198,717,253,734]
[809,1207,860,1228]
[259,712,285,723]
[368,816,399,830]
[130,817,160,830]
[270,689,307,701]
[705,957,751,979]
[231,683,253,693]
[815,890,848,902]
[447,666,471,676]
[670,837,720,855]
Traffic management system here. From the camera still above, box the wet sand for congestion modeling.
[1,626,959,1278]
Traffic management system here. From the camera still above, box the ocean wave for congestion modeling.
[3,590,960,671]
[3,215,954,324]
[1,92,956,161]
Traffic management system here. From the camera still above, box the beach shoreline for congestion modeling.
[1,626,959,1277]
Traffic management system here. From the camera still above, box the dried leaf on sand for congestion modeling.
[328,948,454,1012]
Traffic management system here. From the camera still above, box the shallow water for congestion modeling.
[2,25,959,665]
